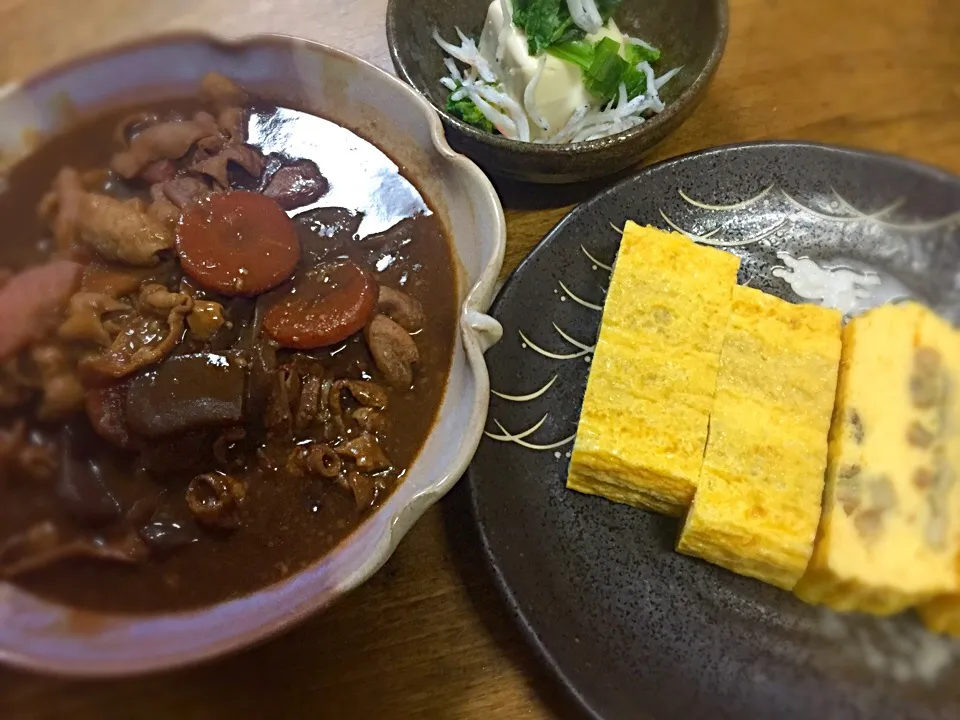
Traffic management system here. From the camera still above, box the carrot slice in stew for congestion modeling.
[263,261,378,349]
[177,191,300,296]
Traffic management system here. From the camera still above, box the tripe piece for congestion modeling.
[795,303,960,614]
[676,286,842,590]
[566,221,740,516]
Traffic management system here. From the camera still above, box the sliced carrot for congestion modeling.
[263,261,378,349]
[177,191,300,296]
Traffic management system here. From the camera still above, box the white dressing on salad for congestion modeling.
[478,1,629,139]
[436,0,679,144]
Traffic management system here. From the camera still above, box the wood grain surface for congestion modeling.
[1,0,959,717]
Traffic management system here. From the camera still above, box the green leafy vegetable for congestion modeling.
[583,37,627,102]
[513,0,576,55]
[624,40,661,65]
[546,39,594,70]
[621,64,648,99]
[445,92,496,133]
[548,36,653,103]
[513,0,623,55]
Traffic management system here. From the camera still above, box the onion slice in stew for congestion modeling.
[262,261,378,349]
[176,191,300,296]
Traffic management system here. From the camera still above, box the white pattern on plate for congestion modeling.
[486,246,613,453]
[771,252,913,317]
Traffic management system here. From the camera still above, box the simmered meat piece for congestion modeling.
[125,352,247,438]
[31,344,85,420]
[217,107,247,143]
[110,112,221,179]
[352,407,386,434]
[0,421,57,481]
[345,471,380,510]
[58,292,130,346]
[187,300,226,340]
[80,263,154,298]
[376,286,425,332]
[78,286,193,381]
[0,357,37,410]
[330,379,387,415]
[77,194,174,266]
[148,176,212,226]
[160,176,212,209]
[85,381,136,449]
[0,521,148,578]
[285,442,342,478]
[140,159,177,185]
[139,283,188,314]
[200,72,249,110]
[326,379,388,434]
[262,159,329,210]
[364,314,419,389]
[38,167,85,252]
[336,432,392,473]
[192,145,264,188]
[0,260,81,361]
[186,472,247,529]
[304,444,341,477]
[264,366,300,437]
[148,184,180,226]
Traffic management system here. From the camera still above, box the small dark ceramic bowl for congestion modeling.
[387,0,728,184]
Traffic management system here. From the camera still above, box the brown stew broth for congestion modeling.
[0,99,457,612]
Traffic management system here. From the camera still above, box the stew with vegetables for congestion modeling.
[0,74,457,612]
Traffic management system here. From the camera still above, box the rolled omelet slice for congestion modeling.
[566,222,740,516]
[919,559,960,636]
[795,303,960,615]
[676,286,842,590]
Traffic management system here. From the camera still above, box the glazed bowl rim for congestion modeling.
[0,31,506,676]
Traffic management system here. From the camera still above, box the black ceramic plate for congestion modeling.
[466,142,960,720]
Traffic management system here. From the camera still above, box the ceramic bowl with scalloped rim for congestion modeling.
[0,33,505,676]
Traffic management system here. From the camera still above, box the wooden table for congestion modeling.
[1,0,959,717]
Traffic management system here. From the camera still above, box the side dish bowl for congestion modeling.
[387,0,728,184]
[0,33,505,676]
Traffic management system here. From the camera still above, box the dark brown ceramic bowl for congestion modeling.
[387,0,728,184]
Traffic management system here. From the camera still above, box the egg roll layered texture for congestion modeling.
[567,222,960,631]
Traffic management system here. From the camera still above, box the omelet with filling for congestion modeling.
[676,286,842,590]
[795,303,960,614]
[566,221,740,516]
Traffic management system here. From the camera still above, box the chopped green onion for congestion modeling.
[583,37,627,102]
[546,40,595,70]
